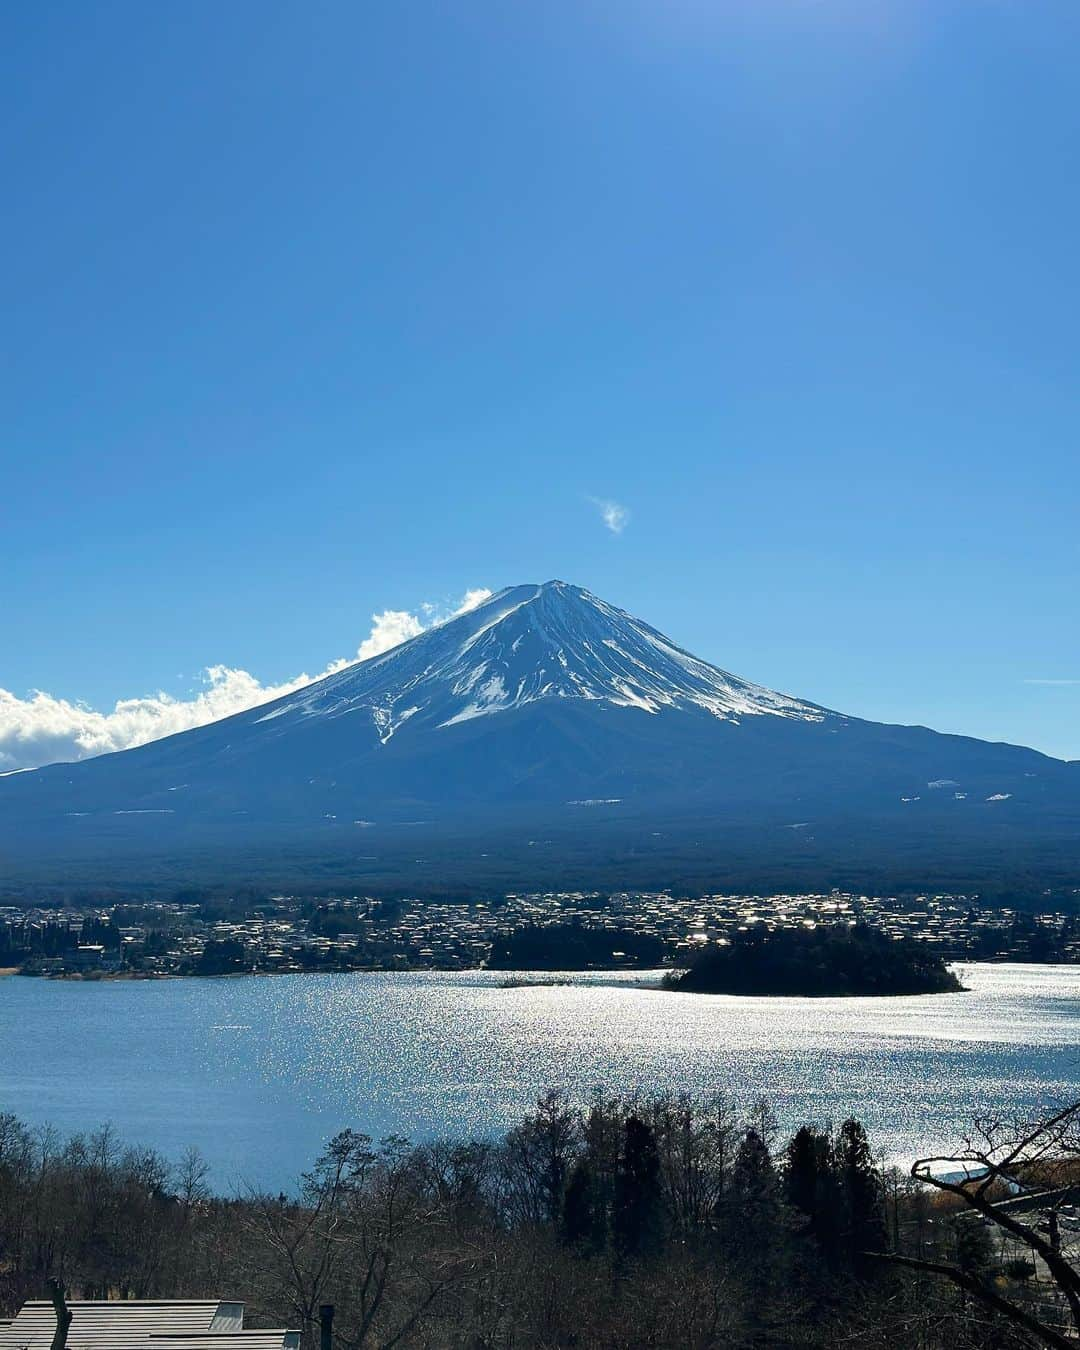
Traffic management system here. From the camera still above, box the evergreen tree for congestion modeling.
[561,1159,598,1250]
[785,1123,847,1265]
[728,1126,783,1251]
[953,1215,995,1282]
[727,1126,785,1335]
[784,1124,830,1221]
[835,1118,887,1275]
[614,1115,662,1258]
[731,1127,776,1210]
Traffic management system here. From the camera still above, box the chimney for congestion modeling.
[318,1304,334,1350]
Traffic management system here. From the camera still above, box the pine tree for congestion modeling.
[835,1118,886,1276]
[784,1124,844,1261]
[614,1115,662,1258]
[561,1159,597,1249]
[785,1125,829,1221]
[732,1127,775,1210]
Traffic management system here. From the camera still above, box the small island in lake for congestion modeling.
[665,923,965,996]
[487,923,666,971]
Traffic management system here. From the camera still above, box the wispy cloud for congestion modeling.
[1023,678,1080,686]
[0,587,492,773]
[590,497,630,535]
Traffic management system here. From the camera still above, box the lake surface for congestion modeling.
[2,963,1078,1191]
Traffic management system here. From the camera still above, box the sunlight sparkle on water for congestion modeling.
[1,963,1077,1189]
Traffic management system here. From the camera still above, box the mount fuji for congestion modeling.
[2,581,1079,892]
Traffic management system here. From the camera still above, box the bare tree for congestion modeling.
[175,1146,211,1214]
[873,1100,1080,1349]
[242,1130,375,1346]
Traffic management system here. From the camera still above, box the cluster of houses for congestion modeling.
[1,888,1077,978]
[17,944,124,977]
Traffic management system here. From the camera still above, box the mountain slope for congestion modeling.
[2,581,1078,890]
[239,580,827,736]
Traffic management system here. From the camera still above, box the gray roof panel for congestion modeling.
[150,1336,299,1349]
[0,1301,236,1349]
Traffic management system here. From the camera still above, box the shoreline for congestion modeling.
[2,956,1074,989]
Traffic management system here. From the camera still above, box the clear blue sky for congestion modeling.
[3,0,1079,759]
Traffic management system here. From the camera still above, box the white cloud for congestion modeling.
[453,587,493,615]
[0,587,493,773]
[1024,678,1080,686]
[590,497,630,534]
[355,610,426,662]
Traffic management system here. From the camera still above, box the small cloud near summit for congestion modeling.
[454,588,493,615]
[590,497,630,535]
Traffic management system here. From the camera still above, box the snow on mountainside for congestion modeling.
[249,580,828,742]
[4,577,1080,892]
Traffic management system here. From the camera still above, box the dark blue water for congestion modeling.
[2,964,1077,1191]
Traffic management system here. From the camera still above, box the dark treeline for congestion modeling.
[4,837,1080,911]
[487,923,666,970]
[0,1095,1049,1349]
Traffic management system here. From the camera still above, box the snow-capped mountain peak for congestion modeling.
[253,580,827,742]
[4,579,1076,893]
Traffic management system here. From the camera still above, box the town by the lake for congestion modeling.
[3,887,1077,978]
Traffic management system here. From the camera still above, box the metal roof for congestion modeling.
[150,1336,300,1349]
[0,1301,239,1349]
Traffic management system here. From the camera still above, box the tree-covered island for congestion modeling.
[666,923,965,996]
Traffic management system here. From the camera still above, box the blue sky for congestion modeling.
[3,0,1080,766]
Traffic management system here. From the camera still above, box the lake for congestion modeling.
[2,963,1078,1191]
